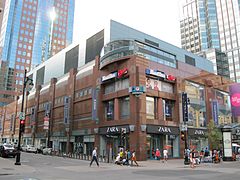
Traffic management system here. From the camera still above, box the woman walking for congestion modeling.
[131,150,139,166]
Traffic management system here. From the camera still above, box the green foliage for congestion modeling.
[207,120,222,150]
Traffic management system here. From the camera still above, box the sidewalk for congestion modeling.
[0,157,35,176]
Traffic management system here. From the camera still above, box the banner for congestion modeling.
[230,83,240,117]
[64,96,70,124]
[92,88,99,121]
[212,100,219,125]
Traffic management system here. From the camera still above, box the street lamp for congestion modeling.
[182,92,190,165]
[15,69,34,165]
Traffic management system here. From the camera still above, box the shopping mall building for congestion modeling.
[0,21,233,160]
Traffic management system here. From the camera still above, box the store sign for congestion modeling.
[129,86,146,95]
[102,68,128,83]
[145,69,166,79]
[117,68,128,78]
[194,130,205,135]
[147,125,179,135]
[101,72,117,82]
[145,68,176,82]
[230,83,240,117]
[188,128,207,137]
[107,127,119,133]
[158,126,172,133]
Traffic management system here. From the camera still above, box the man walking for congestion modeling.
[163,148,168,162]
[90,147,99,167]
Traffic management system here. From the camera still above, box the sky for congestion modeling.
[73,0,181,47]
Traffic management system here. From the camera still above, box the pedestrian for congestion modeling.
[200,148,204,163]
[152,148,155,159]
[163,148,168,162]
[131,150,139,166]
[155,148,161,160]
[190,149,196,168]
[89,147,99,167]
[127,149,132,165]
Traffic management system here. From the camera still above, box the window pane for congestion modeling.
[120,97,130,119]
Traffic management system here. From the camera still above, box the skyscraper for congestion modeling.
[0,0,75,106]
[179,0,231,80]
[180,0,240,82]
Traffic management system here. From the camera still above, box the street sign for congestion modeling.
[43,116,49,130]
[19,112,25,120]
[181,124,188,131]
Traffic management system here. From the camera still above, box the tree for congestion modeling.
[207,120,222,150]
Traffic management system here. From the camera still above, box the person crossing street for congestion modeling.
[89,147,99,167]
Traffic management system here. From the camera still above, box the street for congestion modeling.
[1,153,240,180]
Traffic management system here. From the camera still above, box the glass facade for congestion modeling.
[180,0,220,52]
[185,81,207,128]
[181,0,240,82]
[100,40,177,69]
[0,0,75,104]
[212,89,232,125]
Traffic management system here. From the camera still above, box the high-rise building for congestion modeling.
[0,0,6,30]
[180,0,240,82]
[0,0,75,106]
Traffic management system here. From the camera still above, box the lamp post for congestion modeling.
[182,92,190,165]
[15,69,33,165]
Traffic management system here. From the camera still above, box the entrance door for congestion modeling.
[146,134,161,159]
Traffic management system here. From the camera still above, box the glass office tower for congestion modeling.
[180,0,240,82]
[0,0,74,106]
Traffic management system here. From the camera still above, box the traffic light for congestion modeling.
[121,128,126,140]
[20,119,25,133]
[180,131,185,141]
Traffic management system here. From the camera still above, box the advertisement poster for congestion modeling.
[230,83,240,117]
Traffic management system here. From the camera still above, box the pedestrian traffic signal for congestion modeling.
[181,131,185,141]
[121,128,126,139]
[20,119,25,133]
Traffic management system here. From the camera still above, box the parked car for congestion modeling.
[21,145,37,153]
[0,144,17,158]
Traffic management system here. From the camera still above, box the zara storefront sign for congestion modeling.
[158,126,172,133]
[107,127,119,133]
[194,130,205,135]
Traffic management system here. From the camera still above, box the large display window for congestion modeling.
[185,81,207,128]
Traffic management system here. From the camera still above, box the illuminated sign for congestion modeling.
[101,68,128,82]
[145,68,176,82]
[230,83,240,117]
[101,72,117,82]
[118,68,128,78]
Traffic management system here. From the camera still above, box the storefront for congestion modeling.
[99,125,130,161]
[188,128,208,151]
[146,125,180,159]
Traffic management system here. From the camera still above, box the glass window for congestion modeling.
[119,97,130,119]
[104,83,115,94]
[105,100,114,120]
[163,99,174,121]
[146,96,157,119]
